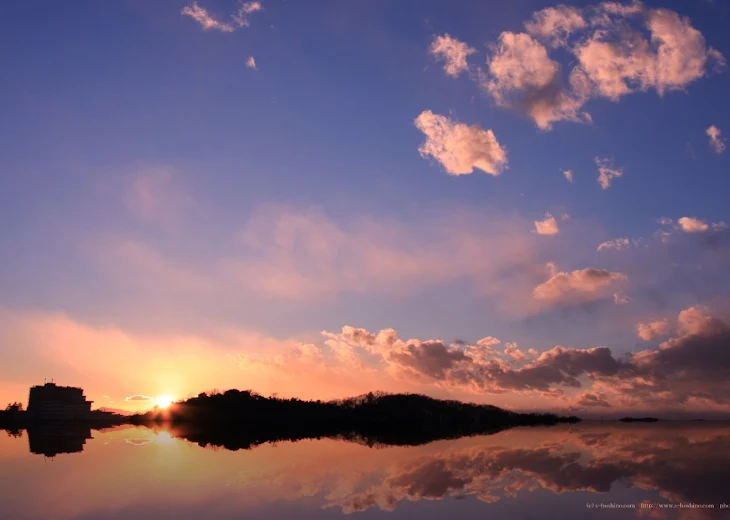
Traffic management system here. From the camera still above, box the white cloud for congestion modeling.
[181,2,235,32]
[534,213,560,235]
[562,169,573,182]
[595,157,623,190]
[533,266,628,304]
[414,110,507,176]
[429,34,476,78]
[597,237,630,252]
[706,125,726,155]
[524,5,587,47]
[678,217,709,233]
[246,56,257,70]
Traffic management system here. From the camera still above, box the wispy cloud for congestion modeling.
[125,394,153,402]
[181,2,235,32]
[706,125,726,154]
[429,34,476,78]
[246,56,257,70]
[597,238,630,252]
[182,1,262,32]
[595,157,623,190]
[233,1,262,28]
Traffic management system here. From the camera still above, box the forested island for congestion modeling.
[129,390,580,450]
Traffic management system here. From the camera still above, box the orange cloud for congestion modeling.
[429,34,476,77]
[532,266,628,305]
[414,111,507,175]
[534,213,560,235]
[636,319,669,341]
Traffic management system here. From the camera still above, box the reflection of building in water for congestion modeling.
[26,424,92,457]
[27,383,93,421]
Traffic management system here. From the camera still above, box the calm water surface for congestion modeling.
[1,422,729,519]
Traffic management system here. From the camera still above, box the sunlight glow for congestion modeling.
[155,395,175,409]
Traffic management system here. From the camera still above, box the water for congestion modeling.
[1,422,729,519]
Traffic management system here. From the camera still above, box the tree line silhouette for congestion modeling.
[129,390,580,450]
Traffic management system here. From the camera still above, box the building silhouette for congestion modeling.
[27,383,93,421]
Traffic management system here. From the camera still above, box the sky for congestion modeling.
[1,0,729,416]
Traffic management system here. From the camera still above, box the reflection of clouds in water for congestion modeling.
[125,439,154,446]
[314,425,730,518]
[124,432,175,446]
[155,431,174,445]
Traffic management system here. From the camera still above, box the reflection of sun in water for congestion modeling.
[155,395,175,409]
[155,431,174,445]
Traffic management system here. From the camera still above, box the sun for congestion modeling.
[155,395,175,409]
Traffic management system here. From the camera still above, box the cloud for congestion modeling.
[233,1,262,28]
[597,238,630,252]
[613,292,630,305]
[125,394,153,402]
[706,125,726,154]
[533,213,560,235]
[124,167,198,228]
[674,215,729,234]
[414,110,507,175]
[562,169,573,182]
[182,1,261,32]
[636,319,669,340]
[88,235,213,295]
[469,4,722,130]
[246,56,257,70]
[181,2,235,32]
[532,266,628,305]
[524,5,587,48]
[429,34,476,78]
[678,217,710,233]
[596,306,730,406]
[4,303,730,415]
[327,426,730,515]
[322,325,631,396]
[230,205,544,310]
[483,32,590,130]
[595,157,623,189]
[573,7,719,101]
[576,391,611,408]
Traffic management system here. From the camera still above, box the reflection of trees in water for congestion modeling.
[162,422,512,452]
[131,390,577,451]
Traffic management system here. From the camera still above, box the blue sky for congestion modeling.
[1,0,729,415]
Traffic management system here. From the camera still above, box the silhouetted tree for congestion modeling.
[5,402,23,413]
